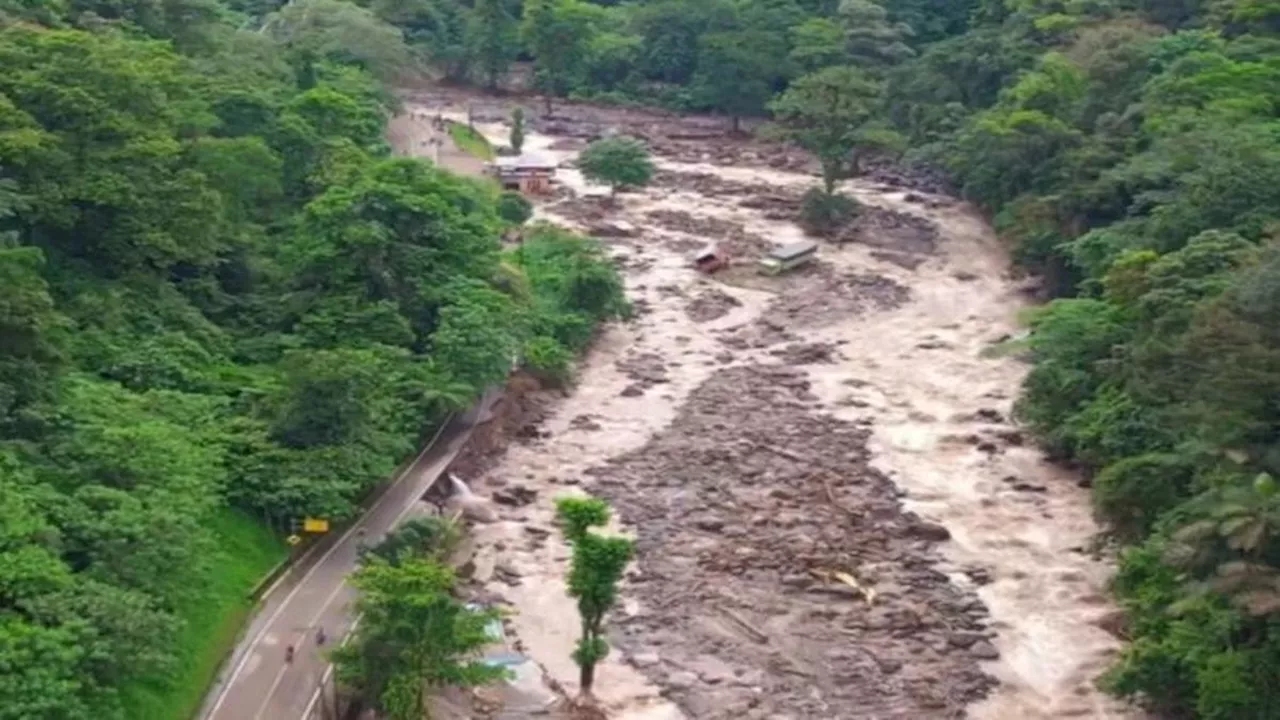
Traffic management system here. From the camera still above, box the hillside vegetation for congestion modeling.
[3,0,1280,717]
[0,1,624,717]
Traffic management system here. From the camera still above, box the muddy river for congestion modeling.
[394,89,1137,720]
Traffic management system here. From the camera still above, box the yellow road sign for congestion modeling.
[286,534,302,546]
[303,518,330,533]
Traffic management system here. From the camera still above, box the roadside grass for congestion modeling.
[448,121,495,161]
[120,510,285,720]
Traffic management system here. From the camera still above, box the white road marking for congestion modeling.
[250,578,352,720]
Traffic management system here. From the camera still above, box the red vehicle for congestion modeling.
[693,245,729,274]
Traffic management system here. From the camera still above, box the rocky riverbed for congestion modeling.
[393,85,1138,720]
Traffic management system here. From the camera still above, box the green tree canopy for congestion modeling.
[333,558,505,720]
[769,65,886,193]
[577,136,654,196]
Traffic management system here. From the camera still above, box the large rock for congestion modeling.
[449,495,497,524]
[905,516,952,542]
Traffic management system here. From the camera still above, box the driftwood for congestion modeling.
[758,443,860,522]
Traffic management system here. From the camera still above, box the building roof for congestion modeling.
[494,152,557,170]
[769,240,819,261]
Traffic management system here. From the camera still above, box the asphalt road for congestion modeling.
[199,391,500,720]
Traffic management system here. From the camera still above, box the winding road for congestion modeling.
[197,391,501,720]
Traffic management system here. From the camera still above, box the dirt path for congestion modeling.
[391,90,1137,720]
[386,109,488,177]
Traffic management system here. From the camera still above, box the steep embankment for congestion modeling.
[395,89,1136,720]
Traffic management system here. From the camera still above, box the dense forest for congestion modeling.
[3,0,1280,717]
[0,0,626,716]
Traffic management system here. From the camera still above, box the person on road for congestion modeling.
[316,627,326,646]
[285,645,295,663]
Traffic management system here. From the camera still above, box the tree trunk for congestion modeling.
[821,161,838,196]
[579,657,597,694]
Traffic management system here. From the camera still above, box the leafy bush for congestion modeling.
[798,187,858,236]
[497,190,533,226]
[360,516,460,565]
[1093,454,1197,540]
[522,335,574,383]
[577,136,654,196]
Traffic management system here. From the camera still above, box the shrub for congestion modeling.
[522,335,573,383]
[798,187,858,236]
[577,136,654,196]
[1093,453,1197,540]
[497,191,533,226]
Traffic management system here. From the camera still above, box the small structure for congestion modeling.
[693,244,729,274]
[487,152,556,195]
[758,240,818,275]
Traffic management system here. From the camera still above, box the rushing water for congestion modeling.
[398,102,1137,720]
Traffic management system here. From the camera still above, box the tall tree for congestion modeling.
[370,0,470,81]
[264,0,414,82]
[520,0,598,113]
[692,30,787,131]
[838,0,915,71]
[465,0,518,89]
[627,0,735,84]
[576,136,654,197]
[509,106,525,153]
[769,65,887,194]
[556,496,634,697]
[0,245,63,432]
[789,17,849,73]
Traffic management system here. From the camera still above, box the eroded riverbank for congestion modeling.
[394,87,1137,720]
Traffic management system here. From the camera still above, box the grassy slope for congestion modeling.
[120,509,285,720]
[448,120,495,160]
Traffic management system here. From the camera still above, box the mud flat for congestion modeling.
[391,89,1138,720]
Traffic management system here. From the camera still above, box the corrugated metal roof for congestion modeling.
[769,240,819,261]
[494,152,556,169]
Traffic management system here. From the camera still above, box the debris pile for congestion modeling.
[862,158,956,196]
[758,268,912,332]
[769,341,842,365]
[643,209,771,257]
[651,169,799,220]
[588,366,998,719]
[449,373,555,480]
[838,207,941,256]
[685,288,743,323]
[615,351,670,397]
